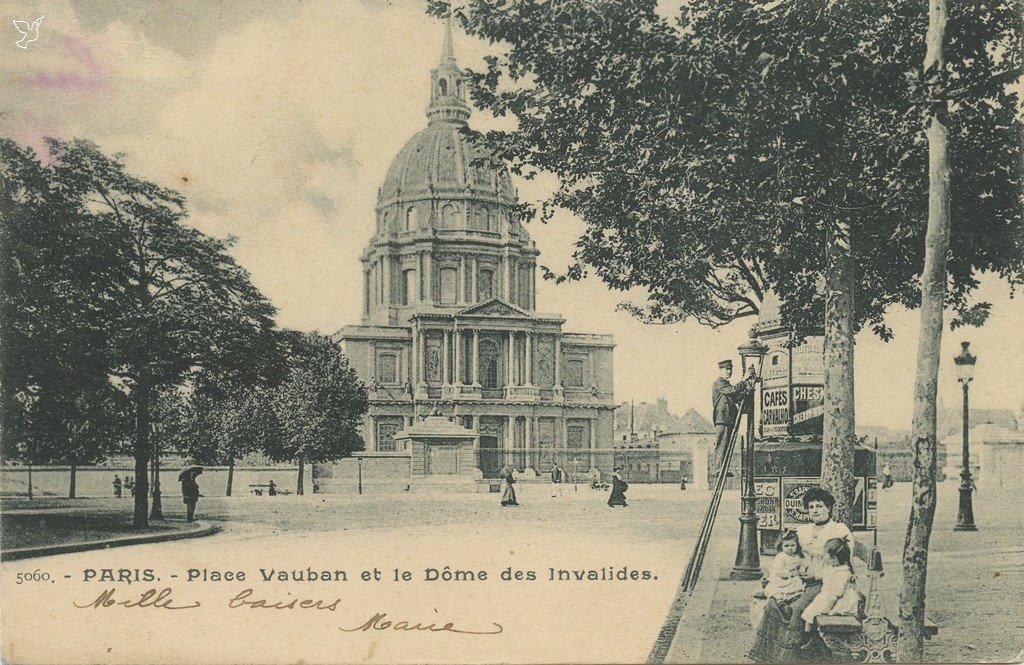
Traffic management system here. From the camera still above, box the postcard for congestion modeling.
[2,1,1022,663]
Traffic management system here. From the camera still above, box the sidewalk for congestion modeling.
[661,481,1024,663]
[1,504,219,561]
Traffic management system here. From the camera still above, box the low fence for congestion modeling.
[0,465,311,498]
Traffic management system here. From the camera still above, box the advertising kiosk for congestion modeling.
[751,294,877,552]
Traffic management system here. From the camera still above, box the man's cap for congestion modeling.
[718,359,733,368]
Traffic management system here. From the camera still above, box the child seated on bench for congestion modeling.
[801,537,862,631]
[763,529,807,605]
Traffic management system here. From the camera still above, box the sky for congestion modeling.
[2,0,1022,429]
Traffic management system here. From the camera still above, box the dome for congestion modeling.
[378,123,517,206]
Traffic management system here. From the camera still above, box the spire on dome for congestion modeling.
[427,15,471,125]
[441,13,456,65]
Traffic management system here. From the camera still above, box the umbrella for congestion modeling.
[178,466,203,480]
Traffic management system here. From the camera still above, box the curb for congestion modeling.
[1,522,220,562]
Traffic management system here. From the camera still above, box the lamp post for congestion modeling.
[357,457,363,496]
[953,342,978,531]
[573,457,579,492]
[730,333,768,580]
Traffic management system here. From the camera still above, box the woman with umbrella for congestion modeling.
[178,466,203,522]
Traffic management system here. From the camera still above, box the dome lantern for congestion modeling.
[427,15,471,126]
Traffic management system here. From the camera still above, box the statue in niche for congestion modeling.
[426,348,441,382]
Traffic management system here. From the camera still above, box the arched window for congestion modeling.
[402,269,416,305]
[440,267,459,304]
[376,353,398,384]
[438,79,448,96]
[480,339,500,389]
[405,206,417,231]
[441,204,457,229]
[456,79,464,99]
[478,268,494,301]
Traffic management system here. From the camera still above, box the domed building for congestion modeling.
[323,23,615,490]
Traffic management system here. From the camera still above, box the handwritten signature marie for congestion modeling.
[74,588,503,636]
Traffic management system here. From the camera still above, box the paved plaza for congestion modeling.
[3,480,1022,663]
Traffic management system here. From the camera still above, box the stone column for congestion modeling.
[410,325,418,386]
[562,418,570,467]
[382,254,391,306]
[424,251,433,303]
[525,332,534,386]
[453,327,462,385]
[459,255,466,304]
[503,251,512,300]
[471,256,478,303]
[472,415,481,474]
[507,415,515,466]
[525,415,536,475]
[553,335,564,399]
[472,329,480,386]
[442,330,451,386]
[506,331,516,390]
[589,418,597,471]
[418,326,427,387]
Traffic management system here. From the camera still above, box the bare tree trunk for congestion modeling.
[822,218,857,527]
[69,459,77,499]
[133,377,151,529]
[150,443,163,520]
[296,452,305,496]
[898,2,950,657]
[226,456,235,497]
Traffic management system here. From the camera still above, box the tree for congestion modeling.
[265,331,368,494]
[1,139,126,488]
[173,378,282,497]
[430,0,1022,527]
[42,139,282,527]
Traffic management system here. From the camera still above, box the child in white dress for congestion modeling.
[801,537,862,628]
[763,529,806,604]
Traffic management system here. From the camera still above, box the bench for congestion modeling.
[817,545,938,663]
[249,484,292,496]
[751,544,939,663]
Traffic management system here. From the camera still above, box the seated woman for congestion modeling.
[749,487,855,662]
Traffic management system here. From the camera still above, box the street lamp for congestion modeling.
[731,332,768,580]
[573,457,579,492]
[954,342,978,531]
[357,457,364,495]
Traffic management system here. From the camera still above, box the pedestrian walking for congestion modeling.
[679,476,687,491]
[608,466,628,507]
[179,466,203,522]
[500,464,519,507]
[882,464,894,489]
[268,479,277,496]
[711,359,752,479]
[113,475,122,498]
[550,461,565,497]
[124,476,135,497]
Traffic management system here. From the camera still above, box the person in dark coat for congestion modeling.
[712,359,751,478]
[113,475,122,498]
[180,468,202,521]
[268,479,277,496]
[500,465,518,506]
[550,461,565,497]
[608,466,628,507]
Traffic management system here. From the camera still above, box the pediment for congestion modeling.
[456,299,532,318]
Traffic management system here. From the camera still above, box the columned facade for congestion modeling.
[324,21,615,491]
